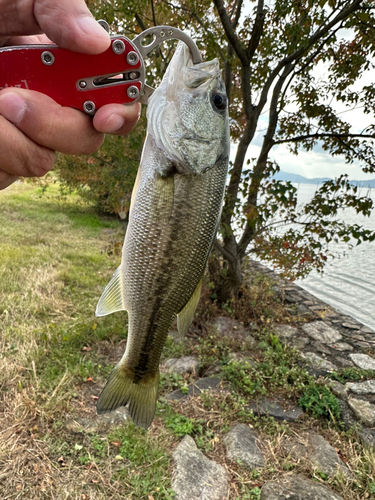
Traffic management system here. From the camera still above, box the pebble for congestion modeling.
[172,435,229,500]
[224,424,265,469]
[302,321,342,343]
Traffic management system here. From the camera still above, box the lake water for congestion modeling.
[293,184,375,330]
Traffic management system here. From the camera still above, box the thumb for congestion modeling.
[34,0,110,54]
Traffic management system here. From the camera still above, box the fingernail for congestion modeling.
[104,114,125,133]
[0,92,26,125]
[77,16,110,42]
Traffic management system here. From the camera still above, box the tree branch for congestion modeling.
[213,0,249,64]
[256,0,363,117]
[247,0,265,62]
[238,63,294,255]
[214,239,236,262]
[274,132,375,145]
[231,0,243,30]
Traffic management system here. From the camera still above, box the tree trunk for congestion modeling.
[208,244,243,304]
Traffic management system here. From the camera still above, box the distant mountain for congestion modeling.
[273,171,375,188]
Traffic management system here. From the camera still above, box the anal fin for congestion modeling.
[177,277,203,338]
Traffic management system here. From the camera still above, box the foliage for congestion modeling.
[299,383,341,421]
[55,114,145,216]
[163,408,204,437]
[223,331,310,398]
[328,367,375,383]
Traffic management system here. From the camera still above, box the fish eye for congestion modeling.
[211,92,227,112]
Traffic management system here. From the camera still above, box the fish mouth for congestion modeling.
[166,42,221,88]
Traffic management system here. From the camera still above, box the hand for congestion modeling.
[0,0,141,190]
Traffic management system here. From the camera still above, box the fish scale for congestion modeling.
[95,43,229,428]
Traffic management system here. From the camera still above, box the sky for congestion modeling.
[237,2,375,181]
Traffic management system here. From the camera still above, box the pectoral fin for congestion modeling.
[95,266,126,317]
[177,277,203,338]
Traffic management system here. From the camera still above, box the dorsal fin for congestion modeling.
[95,266,126,317]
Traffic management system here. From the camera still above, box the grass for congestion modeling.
[1,182,375,499]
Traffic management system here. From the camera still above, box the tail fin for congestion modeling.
[96,365,159,429]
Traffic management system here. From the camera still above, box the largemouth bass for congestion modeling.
[95,42,229,428]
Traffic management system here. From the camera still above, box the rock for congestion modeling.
[313,341,332,355]
[329,381,348,400]
[346,380,375,395]
[348,397,375,426]
[260,475,344,500]
[351,334,367,341]
[334,356,354,368]
[300,352,337,373]
[349,354,375,371]
[168,329,183,342]
[362,326,375,334]
[273,324,299,338]
[224,424,265,469]
[310,304,328,311]
[65,407,129,434]
[204,362,222,377]
[248,400,304,422]
[302,321,342,343]
[289,337,309,350]
[342,322,361,330]
[228,352,256,365]
[209,316,248,337]
[360,427,375,448]
[281,436,309,459]
[308,433,351,477]
[283,292,302,303]
[172,435,229,500]
[331,342,354,351]
[338,400,359,430]
[167,376,221,401]
[162,356,200,375]
[295,304,313,316]
[355,341,371,349]
[245,334,257,348]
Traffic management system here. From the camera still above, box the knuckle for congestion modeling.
[24,149,55,177]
